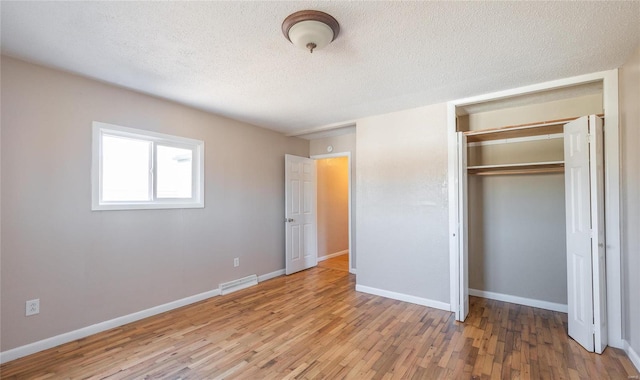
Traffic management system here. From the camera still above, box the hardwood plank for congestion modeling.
[1,267,638,379]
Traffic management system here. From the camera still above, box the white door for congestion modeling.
[457,132,469,321]
[285,154,317,275]
[564,115,606,353]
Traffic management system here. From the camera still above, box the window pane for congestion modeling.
[102,135,151,201]
[157,145,193,199]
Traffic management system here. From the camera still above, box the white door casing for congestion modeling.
[285,154,318,275]
[564,115,607,353]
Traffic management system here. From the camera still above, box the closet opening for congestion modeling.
[448,71,623,352]
[464,116,588,314]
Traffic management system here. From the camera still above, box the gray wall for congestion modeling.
[620,46,640,358]
[468,139,564,167]
[468,174,567,304]
[310,133,356,157]
[0,56,309,351]
[355,104,450,303]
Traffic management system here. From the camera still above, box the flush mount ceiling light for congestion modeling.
[282,10,340,53]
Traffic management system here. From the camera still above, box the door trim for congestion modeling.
[311,152,355,274]
[446,69,622,348]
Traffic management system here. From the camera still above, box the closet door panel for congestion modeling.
[589,115,607,354]
[458,132,469,321]
[564,116,594,352]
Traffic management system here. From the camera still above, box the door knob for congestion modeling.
[285,218,294,222]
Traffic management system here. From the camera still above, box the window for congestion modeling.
[92,122,204,210]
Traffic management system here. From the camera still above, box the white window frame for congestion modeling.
[92,121,204,211]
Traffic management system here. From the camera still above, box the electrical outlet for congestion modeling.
[233,258,240,267]
[26,299,40,316]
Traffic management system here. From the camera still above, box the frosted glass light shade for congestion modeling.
[288,20,334,52]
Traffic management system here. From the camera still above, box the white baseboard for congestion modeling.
[0,269,289,365]
[355,284,450,312]
[318,250,348,262]
[258,269,285,282]
[469,288,568,313]
[0,287,221,364]
[625,340,640,373]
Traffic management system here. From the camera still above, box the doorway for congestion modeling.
[312,153,353,273]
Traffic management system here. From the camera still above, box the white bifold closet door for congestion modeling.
[564,115,607,354]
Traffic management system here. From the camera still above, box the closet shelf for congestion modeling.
[463,117,579,143]
[467,161,564,176]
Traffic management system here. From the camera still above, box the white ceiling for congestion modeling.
[1,1,639,136]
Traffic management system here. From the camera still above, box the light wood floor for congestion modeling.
[1,265,638,379]
[318,254,349,272]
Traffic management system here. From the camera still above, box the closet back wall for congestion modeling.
[469,174,567,304]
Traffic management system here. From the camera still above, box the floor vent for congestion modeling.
[219,274,258,295]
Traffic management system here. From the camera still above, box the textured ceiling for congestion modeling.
[1,1,639,135]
